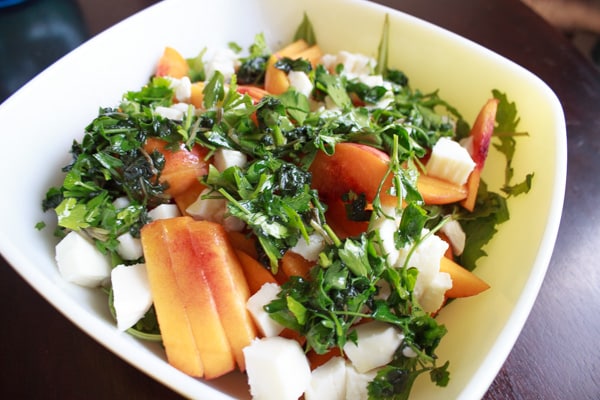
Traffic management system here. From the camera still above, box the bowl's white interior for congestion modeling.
[0,0,566,399]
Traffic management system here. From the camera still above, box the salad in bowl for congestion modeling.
[40,13,533,400]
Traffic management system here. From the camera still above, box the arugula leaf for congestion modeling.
[492,89,534,196]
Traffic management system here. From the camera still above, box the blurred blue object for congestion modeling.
[0,0,88,102]
[0,0,29,8]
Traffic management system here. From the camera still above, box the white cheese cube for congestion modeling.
[55,231,111,287]
[168,76,192,103]
[289,232,325,262]
[116,232,143,260]
[395,229,450,313]
[112,196,130,209]
[222,215,246,232]
[204,48,240,82]
[214,148,247,172]
[243,336,311,400]
[288,71,313,97]
[426,137,476,185]
[417,271,452,313]
[185,188,226,222]
[357,74,384,87]
[321,51,376,79]
[345,364,378,400]
[368,205,401,266]
[343,320,404,373]
[440,219,467,256]
[148,204,181,221]
[154,105,184,121]
[111,263,153,331]
[246,283,285,337]
[305,356,347,400]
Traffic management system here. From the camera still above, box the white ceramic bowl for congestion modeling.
[0,0,566,398]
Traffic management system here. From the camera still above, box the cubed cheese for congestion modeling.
[368,205,401,266]
[185,188,226,222]
[426,137,476,185]
[214,148,247,172]
[288,71,313,97]
[395,229,451,313]
[111,263,153,331]
[55,231,111,287]
[417,271,452,314]
[345,364,378,400]
[440,219,467,256]
[289,232,325,262]
[154,105,184,121]
[305,356,348,400]
[243,336,311,400]
[116,232,143,260]
[148,204,181,220]
[321,51,376,79]
[168,76,192,103]
[112,196,130,209]
[246,283,285,337]
[343,320,404,373]
[204,48,239,82]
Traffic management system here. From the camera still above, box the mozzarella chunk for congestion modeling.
[305,356,347,400]
[289,232,325,262]
[440,219,467,256]
[186,188,226,222]
[288,70,313,97]
[154,105,184,121]
[395,230,452,312]
[426,137,476,185]
[214,148,247,172]
[186,188,245,232]
[112,196,130,209]
[368,205,401,266]
[246,283,285,337]
[204,48,240,82]
[166,76,192,102]
[148,204,181,220]
[55,231,111,287]
[116,232,143,260]
[418,271,452,313]
[243,336,311,400]
[343,320,404,373]
[111,263,153,331]
[321,51,376,79]
[345,364,378,400]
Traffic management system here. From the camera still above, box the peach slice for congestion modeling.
[439,256,490,298]
[461,98,499,211]
[187,220,258,371]
[155,46,189,79]
[236,249,278,295]
[163,217,236,379]
[140,220,204,377]
[143,137,209,197]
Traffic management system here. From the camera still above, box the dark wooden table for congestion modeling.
[1,0,599,398]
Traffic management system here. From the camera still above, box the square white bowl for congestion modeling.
[0,0,566,398]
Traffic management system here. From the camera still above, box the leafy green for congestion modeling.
[237,33,271,85]
[492,89,534,196]
[293,12,317,45]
